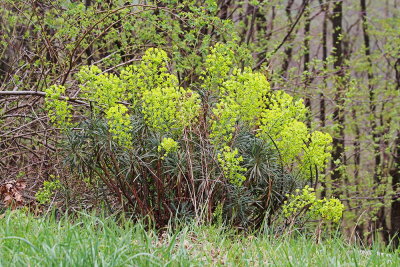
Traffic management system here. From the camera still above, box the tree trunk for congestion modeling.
[390,134,400,248]
[303,0,311,128]
[330,0,345,197]
[319,0,328,198]
[390,57,400,247]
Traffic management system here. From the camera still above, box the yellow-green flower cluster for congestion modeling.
[217,146,247,186]
[69,48,201,148]
[258,91,307,139]
[142,86,200,132]
[105,104,132,147]
[302,131,333,173]
[257,91,332,176]
[76,65,132,147]
[121,48,173,98]
[35,178,61,205]
[77,65,128,109]
[44,85,73,129]
[221,68,270,124]
[201,43,234,91]
[158,137,179,160]
[274,120,308,164]
[210,98,240,146]
[205,45,270,186]
[282,186,345,223]
[210,68,270,146]
[121,48,201,133]
[317,198,344,223]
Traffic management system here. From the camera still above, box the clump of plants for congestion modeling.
[282,185,344,240]
[44,44,336,229]
[283,185,344,223]
[35,177,62,205]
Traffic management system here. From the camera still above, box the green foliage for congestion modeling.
[302,131,333,174]
[217,146,246,186]
[77,66,128,109]
[1,210,398,266]
[283,186,344,223]
[212,202,224,226]
[201,43,235,91]
[105,104,132,147]
[209,67,271,146]
[257,91,332,176]
[158,137,179,160]
[35,178,61,205]
[202,44,332,181]
[2,0,400,243]
[2,0,400,246]
[44,85,73,129]
[44,44,332,229]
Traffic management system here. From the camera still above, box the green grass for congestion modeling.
[0,210,398,266]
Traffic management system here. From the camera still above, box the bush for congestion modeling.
[45,44,333,229]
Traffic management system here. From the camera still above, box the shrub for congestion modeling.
[45,45,334,229]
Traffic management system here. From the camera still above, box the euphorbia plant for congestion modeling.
[44,44,335,228]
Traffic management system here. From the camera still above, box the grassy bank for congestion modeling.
[0,210,398,266]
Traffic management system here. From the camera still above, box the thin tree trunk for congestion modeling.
[390,134,400,248]
[303,0,311,128]
[330,0,345,197]
[319,0,328,198]
[390,56,400,247]
[84,0,93,64]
